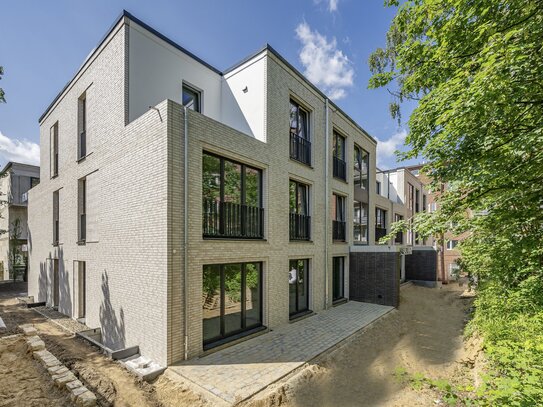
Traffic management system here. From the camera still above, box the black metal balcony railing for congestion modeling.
[289,213,311,241]
[332,220,346,241]
[375,227,388,242]
[79,213,86,242]
[333,156,346,180]
[79,131,87,158]
[203,200,264,239]
[290,133,311,165]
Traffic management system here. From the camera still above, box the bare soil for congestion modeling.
[243,283,477,407]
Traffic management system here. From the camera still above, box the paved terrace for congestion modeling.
[169,301,393,404]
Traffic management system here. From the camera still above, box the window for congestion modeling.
[422,194,427,213]
[394,213,404,244]
[332,257,345,302]
[289,99,311,165]
[415,188,420,213]
[78,178,86,243]
[408,184,414,211]
[182,84,201,112]
[203,262,263,347]
[78,94,87,159]
[53,190,59,245]
[332,194,346,241]
[333,132,346,180]
[289,180,310,241]
[50,122,59,177]
[289,259,310,317]
[429,202,437,212]
[376,180,381,195]
[202,152,263,239]
[77,261,86,319]
[353,201,368,244]
[354,145,369,190]
[447,240,458,250]
[375,208,387,243]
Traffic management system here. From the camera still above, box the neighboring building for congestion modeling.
[0,162,40,280]
[28,10,423,367]
[406,164,465,281]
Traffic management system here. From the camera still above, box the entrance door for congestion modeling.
[53,259,59,308]
[332,256,345,302]
[78,261,86,319]
[289,259,309,318]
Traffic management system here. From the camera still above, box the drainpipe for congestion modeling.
[324,99,330,309]
[183,106,189,360]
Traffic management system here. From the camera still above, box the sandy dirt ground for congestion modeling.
[244,283,477,407]
[0,282,207,407]
[0,282,476,407]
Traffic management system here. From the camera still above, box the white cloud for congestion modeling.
[314,0,339,12]
[376,129,407,169]
[295,21,354,100]
[0,131,40,166]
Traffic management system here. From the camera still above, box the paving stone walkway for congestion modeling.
[169,301,393,404]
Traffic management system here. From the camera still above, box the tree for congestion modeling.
[369,1,543,404]
[0,66,5,103]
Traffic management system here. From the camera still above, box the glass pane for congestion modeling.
[290,102,298,136]
[298,109,308,140]
[245,167,260,207]
[223,264,242,335]
[183,87,199,111]
[202,154,221,203]
[298,184,307,215]
[245,263,261,328]
[289,260,297,314]
[203,265,221,342]
[333,257,344,301]
[297,260,309,312]
[361,149,369,189]
[289,181,297,213]
[223,160,242,204]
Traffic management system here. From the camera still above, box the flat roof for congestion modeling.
[39,9,377,144]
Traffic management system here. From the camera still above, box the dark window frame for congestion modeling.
[333,131,347,181]
[375,207,387,243]
[53,190,59,245]
[353,144,369,190]
[78,94,87,160]
[202,151,264,239]
[289,180,311,241]
[182,83,202,112]
[332,256,345,302]
[394,213,404,244]
[333,193,346,241]
[353,200,368,245]
[289,99,311,166]
[78,178,86,243]
[203,262,264,347]
[51,122,59,178]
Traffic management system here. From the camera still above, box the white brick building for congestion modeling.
[28,11,426,367]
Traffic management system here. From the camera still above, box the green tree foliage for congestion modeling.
[370,1,543,404]
[0,66,5,103]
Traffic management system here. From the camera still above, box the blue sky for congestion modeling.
[0,0,419,169]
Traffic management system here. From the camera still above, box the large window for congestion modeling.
[53,190,59,245]
[354,145,369,190]
[50,122,59,177]
[202,152,263,239]
[78,93,87,159]
[332,257,345,302]
[447,240,458,250]
[182,84,201,112]
[289,100,311,165]
[375,207,387,243]
[289,259,310,317]
[333,132,346,181]
[78,178,86,243]
[202,262,263,347]
[415,188,420,213]
[353,201,368,244]
[408,183,414,211]
[332,194,346,241]
[289,180,310,241]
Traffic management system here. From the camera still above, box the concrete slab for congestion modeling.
[168,301,393,404]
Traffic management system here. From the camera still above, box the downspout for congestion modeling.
[183,106,189,360]
[324,98,330,309]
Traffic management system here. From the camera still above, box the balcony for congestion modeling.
[333,156,346,181]
[375,227,388,242]
[290,134,311,166]
[289,213,311,241]
[203,200,264,239]
[332,220,346,241]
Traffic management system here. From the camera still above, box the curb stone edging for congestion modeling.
[19,324,98,407]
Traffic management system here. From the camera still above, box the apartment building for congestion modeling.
[0,162,40,280]
[27,10,406,367]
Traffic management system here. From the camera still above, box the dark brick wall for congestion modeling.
[405,249,437,281]
[349,251,400,307]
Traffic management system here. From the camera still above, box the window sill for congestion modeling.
[52,242,60,247]
[289,157,313,169]
[50,174,58,180]
[289,309,314,322]
[332,176,348,184]
[289,239,313,243]
[77,240,86,246]
[333,298,348,307]
[76,151,93,163]
[333,240,348,244]
[203,237,267,242]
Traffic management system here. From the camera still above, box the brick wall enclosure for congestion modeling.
[405,248,437,282]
